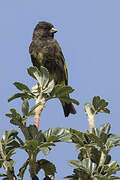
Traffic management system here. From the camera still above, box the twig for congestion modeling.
[99,151,106,168]
[84,103,95,132]
[29,153,37,179]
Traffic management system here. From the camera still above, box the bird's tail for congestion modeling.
[60,99,76,117]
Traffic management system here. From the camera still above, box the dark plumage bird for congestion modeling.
[29,21,76,117]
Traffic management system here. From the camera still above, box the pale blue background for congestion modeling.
[0,0,120,179]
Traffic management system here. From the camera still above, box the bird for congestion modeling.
[29,21,76,117]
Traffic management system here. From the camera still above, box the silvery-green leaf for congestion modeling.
[40,147,51,155]
[40,66,49,89]
[32,84,40,96]
[32,84,39,92]
[27,66,42,84]
[43,80,55,94]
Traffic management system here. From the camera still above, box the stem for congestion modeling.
[99,151,106,167]
[97,150,107,175]
[88,114,95,132]
[34,97,46,129]
[29,152,37,179]
[84,103,95,132]
[6,169,15,180]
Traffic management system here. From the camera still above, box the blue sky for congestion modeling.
[0,0,120,179]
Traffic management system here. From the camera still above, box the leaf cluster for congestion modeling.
[8,66,79,107]
[0,130,19,179]
[65,97,120,180]
[1,66,120,180]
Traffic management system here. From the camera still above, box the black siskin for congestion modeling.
[29,21,76,117]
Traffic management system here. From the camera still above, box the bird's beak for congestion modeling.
[50,27,58,33]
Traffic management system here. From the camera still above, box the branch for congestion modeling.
[98,151,106,167]
[34,97,46,129]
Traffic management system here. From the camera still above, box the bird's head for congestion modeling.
[32,21,58,40]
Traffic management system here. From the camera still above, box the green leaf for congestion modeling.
[74,144,83,152]
[60,97,80,105]
[39,142,55,148]
[82,158,97,174]
[4,159,15,171]
[51,85,74,97]
[5,113,13,118]
[47,135,57,142]
[109,177,120,180]
[22,140,38,151]
[92,96,110,114]
[106,139,120,152]
[2,129,18,141]
[6,140,20,148]
[6,108,23,126]
[5,146,15,154]
[94,176,120,180]
[6,149,16,160]
[28,101,42,115]
[27,125,38,139]
[13,82,30,92]
[58,134,72,143]
[44,127,71,143]
[36,131,46,145]
[8,93,33,102]
[64,175,74,179]
[68,158,97,175]
[27,66,41,80]
[17,158,29,179]
[94,175,108,180]
[0,174,7,177]
[89,126,111,148]
[87,133,103,148]
[22,99,29,116]
[40,147,51,155]
[50,85,62,96]
[27,111,35,118]
[36,159,56,176]
[16,136,24,146]
[67,160,82,169]
[70,128,90,145]
[99,123,111,135]
[92,96,101,110]
[10,118,22,126]
[102,108,110,114]
[64,168,92,179]
[103,161,120,176]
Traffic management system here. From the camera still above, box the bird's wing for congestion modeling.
[54,40,68,85]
